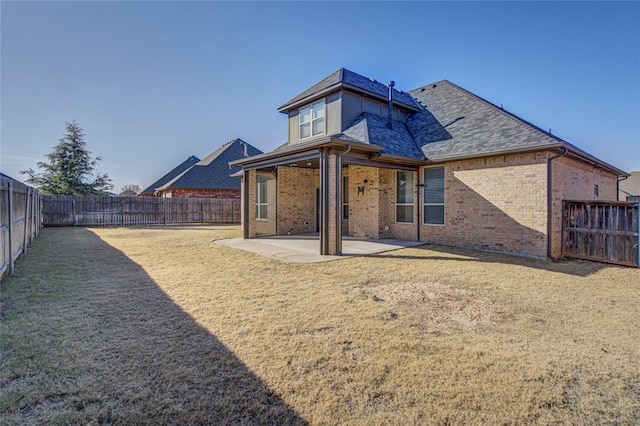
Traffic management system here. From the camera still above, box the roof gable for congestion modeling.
[139,155,200,195]
[278,68,421,113]
[159,139,263,191]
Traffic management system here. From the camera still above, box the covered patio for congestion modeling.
[230,139,423,257]
[214,234,424,263]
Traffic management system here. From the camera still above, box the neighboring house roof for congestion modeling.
[619,171,640,196]
[139,155,200,195]
[158,138,263,191]
[278,68,421,113]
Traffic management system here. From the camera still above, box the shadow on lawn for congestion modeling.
[4,228,306,425]
[369,244,616,277]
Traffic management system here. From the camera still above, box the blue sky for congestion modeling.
[2,1,639,192]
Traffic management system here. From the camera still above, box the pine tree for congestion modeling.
[22,121,113,195]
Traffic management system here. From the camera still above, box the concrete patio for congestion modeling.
[214,234,424,263]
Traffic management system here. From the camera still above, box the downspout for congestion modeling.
[417,178,423,242]
[617,175,628,201]
[547,148,569,261]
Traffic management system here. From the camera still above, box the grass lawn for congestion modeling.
[1,225,639,425]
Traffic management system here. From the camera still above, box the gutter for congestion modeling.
[617,175,629,201]
[547,148,569,261]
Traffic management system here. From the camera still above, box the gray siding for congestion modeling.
[286,89,410,145]
[341,92,362,132]
[341,91,408,132]
[326,92,341,135]
[288,109,299,144]
[287,93,341,145]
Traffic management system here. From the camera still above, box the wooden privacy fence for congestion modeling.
[42,195,241,227]
[1,175,42,278]
[563,200,639,268]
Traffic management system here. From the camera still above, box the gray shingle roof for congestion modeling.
[278,68,421,112]
[139,155,200,195]
[337,113,424,160]
[408,80,564,161]
[158,139,262,191]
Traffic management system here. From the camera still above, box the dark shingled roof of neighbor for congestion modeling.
[139,155,201,195]
[158,138,263,191]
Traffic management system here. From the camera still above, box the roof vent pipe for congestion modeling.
[243,142,248,157]
[387,80,395,129]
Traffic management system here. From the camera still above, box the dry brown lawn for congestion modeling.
[1,225,639,425]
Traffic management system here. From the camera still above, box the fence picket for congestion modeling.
[41,195,241,227]
[563,200,639,267]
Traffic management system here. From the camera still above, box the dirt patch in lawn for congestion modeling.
[362,281,515,335]
[2,226,639,425]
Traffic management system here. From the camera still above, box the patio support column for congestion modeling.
[242,169,250,238]
[319,149,329,254]
[331,150,342,255]
[319,148,342,255]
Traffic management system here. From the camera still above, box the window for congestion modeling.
[396,170,415,223]
[299,100,325,139]
[343,176,349,220]
[423,166,445,225]
[256,175,268,220]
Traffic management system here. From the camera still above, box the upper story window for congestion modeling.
[299,99,325,139]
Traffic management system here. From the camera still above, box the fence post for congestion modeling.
[231,200,235,223]
[200,199,204,223]
[36,193,41,237]
[23,186,30,254]
[7,181,14,276]
[163,198,167,225]
[72,198,77,226]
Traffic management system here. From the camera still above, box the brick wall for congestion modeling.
[348,166,380,238]
[420,152,549,258]
[160,188,240,199]
[277,166,317,235]
[247,170,277,237]
[243,150,619,260]
[550,155,618,257]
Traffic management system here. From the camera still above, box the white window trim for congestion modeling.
[299,99,326,140]
[395,170,415,224]
[256,175,268,221]
[422,165,445,227]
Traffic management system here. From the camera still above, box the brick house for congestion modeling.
[230,68,627,259]
[139,155,201,197]
[619,171,640,202]
[155,138,262,199]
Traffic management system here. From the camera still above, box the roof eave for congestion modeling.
[423,144,627,176]
[277,83,343,113]
[277,82,421,114]
[230,137,383,169]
